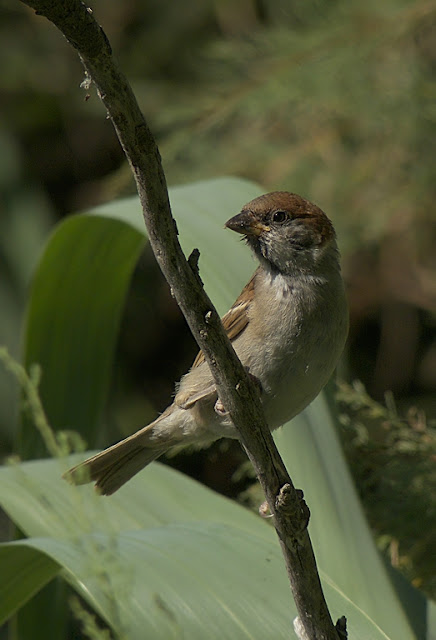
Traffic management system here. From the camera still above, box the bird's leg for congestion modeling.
[214,369,263,416]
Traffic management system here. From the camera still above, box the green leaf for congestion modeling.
[20,215,146,458]
[90,176,262,314]
[0,459,393,640]
[0,455,267,540]
[0,543,59,626]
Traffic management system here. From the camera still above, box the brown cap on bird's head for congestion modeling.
[225,191,335,247]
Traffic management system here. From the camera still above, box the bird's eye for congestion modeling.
[272,210,288,223]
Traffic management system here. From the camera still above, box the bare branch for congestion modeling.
[19,1,343,637]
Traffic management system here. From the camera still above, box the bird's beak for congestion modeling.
[225,211,270,237]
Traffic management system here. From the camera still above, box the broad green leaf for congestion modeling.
[20,215,146,458]
[0,455,421,640]
[90,176,262,314]
[1,524,392,640]
[0,456,268,540]
[0,544,59,626]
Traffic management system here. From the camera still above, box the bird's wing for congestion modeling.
[191,270,256,368]
[174,270,257,409]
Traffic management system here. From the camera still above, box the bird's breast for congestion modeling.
[234,271,348,429]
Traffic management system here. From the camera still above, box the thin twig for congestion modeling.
[19,2,343,637]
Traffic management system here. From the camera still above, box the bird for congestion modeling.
[65,191,349,495]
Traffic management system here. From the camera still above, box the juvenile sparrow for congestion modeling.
[66,192,348,495]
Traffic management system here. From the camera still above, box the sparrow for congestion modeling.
[65,192,349,495]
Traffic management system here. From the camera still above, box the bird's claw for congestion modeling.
[214,368,262,417]
[214,398,229,416]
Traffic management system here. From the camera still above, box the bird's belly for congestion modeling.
[201,280,348,439]
[198,336,341,440]
[261,366,324,429]
[251,327,343,430]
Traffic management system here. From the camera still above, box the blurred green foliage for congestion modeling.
[337,381,436,598]
[0,128,54,454]
[2,0,436,232]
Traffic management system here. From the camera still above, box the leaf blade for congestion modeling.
[0,543,59,626]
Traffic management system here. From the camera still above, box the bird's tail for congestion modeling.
[64,417,171,495]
